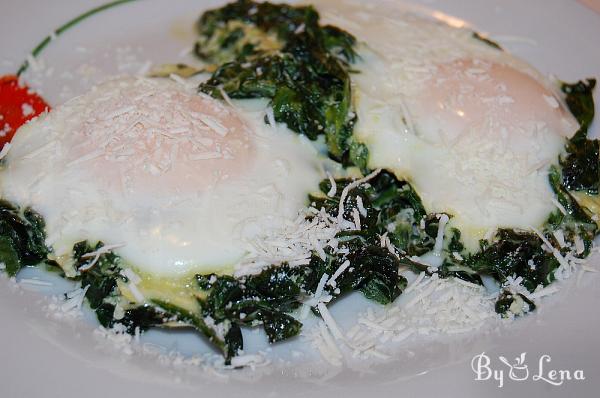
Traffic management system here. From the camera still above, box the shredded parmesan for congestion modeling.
[531,227,570,271]
[352,207,362,230]
[79,243,126,271]
[314,321,343,366]
[235,205,343,276]
[326,172,337,197]
[327,260,351,288]
[356,196,367,217]
[337,169,381,225]
[18,278,53,287]
[230,354,268,368]
[265,107,276,129]
[551,198,567,215]
[433,213,449,255]
[317,302,345,341]
[61,285,90,313]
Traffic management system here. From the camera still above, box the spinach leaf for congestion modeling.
[347,246,408,304]
[196,0,366,168]
[197,267,303,333]
[150,299,232,360]
[437,229,483,285]
[465,229,559,292]
[560,79,598,194]
[74,241,122,312]
[548,166,597,257]
[195,0,356,65]
[563,79,596,129]
[73,241,239,361]
[260,310,302,342]
[0,237,20,276]
[0,200,49,276]
[115,305,168,334]
[192,246,407,357]
[194,266,304,361]
[438,260,483,285]
[310,170,435,256]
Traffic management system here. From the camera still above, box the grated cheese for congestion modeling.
[326,172,337,197]
[574,235,585,255]
[531,227,570,271]
[352,207,362,230]
[265,107,276,129]
[551,198,567,215]
[18,278,53,287]
[61,285,90,313]
[433,213,449,255]
[314,321,343,366]
[327,260,351,288]
[356,195,367,217]
[337,168,381,225]
[79,242,126,271]
[230,354,268,368]
[235,205,344,275]
[553,229,566,248]
[317,302,345,341]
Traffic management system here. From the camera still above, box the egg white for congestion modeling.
[0,76,326,277]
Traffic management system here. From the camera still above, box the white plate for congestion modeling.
[1,1,600,397]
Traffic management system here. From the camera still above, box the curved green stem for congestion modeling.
[16,0,139,77]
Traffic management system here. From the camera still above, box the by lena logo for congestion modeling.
[471,352,585,388]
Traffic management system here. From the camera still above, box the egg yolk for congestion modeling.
[412,58,578,146]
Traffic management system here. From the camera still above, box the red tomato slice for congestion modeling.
[0,75,50,149]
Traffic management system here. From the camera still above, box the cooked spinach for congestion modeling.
[548,166,598,255]
[334,246,408,304]
[196,0,367,168]
[310,170,437,257]
[560,79,598,194]
[196,267,304,357]
[114,305,169,335]
[72,241,242,362]
[195,0,356,66]
[74,241,122,313]
[193,250,406,360]
[0,200,49,276]
[301,246,408,307]
[435,229,485,282]
[438,260,482,285]
[73,241,163,331]
[465,229,560,293]
[150,299,231,360]
[563,79,596,129]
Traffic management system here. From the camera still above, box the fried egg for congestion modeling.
[0,76,326,276]
[320,0,579,249]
